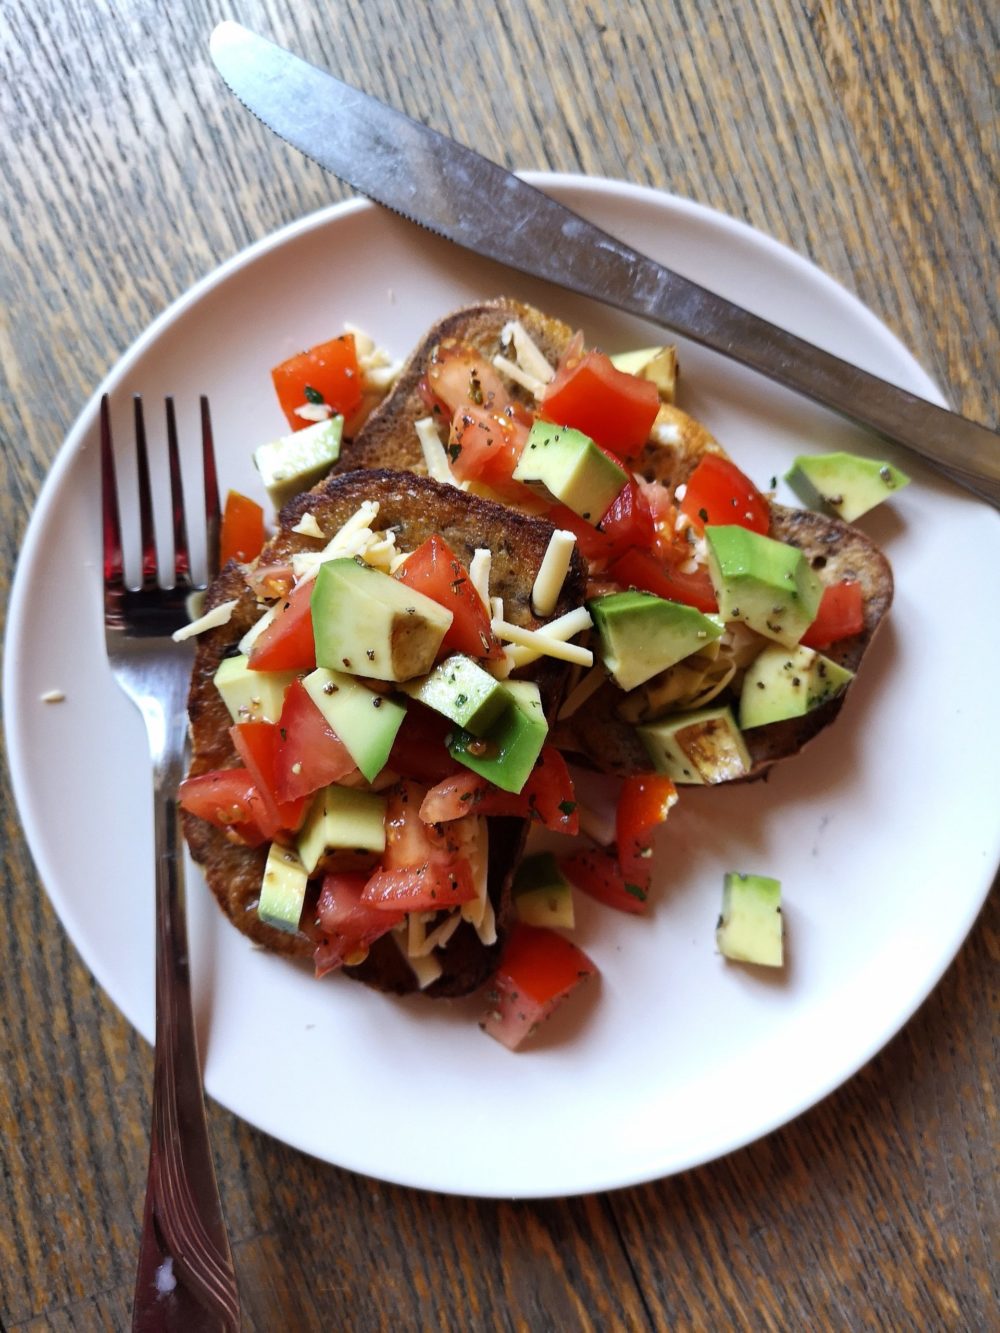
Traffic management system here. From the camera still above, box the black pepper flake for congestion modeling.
[372,696,383,708]
[699,507,709,522]
[366,648,376,661]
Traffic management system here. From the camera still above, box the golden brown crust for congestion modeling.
[183,468,586,996]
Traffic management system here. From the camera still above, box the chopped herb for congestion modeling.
[303,385,325,404]
[698,507,709,522]
[624,882,648,901]
[448,442,462,462]
[558,799,577,816]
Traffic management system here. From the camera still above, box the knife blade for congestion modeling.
[210,20,1000,507]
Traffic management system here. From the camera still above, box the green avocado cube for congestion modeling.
[637,704,751,785]
[303,667,406,782]
[213,653,298,724]
[705,525,822,647]
[296,784,388,876]
[512,853,575,929]
[716,872,783,967]
[448,680,548,794]
[253,416,344,511]
[785,451,910,523]
[311,557,453,683]
[401,653,509,736]
[589,590,724,692]
[512,420,627,524]
[258,844,309,934]
[740,643,854,729]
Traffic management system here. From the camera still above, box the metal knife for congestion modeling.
[209,20,1000,508]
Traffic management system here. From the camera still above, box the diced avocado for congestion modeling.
[512,852,575,929]
[716,872,783,967]
[511,420,628,524]
[705,525,822,648]
[740,643,854,729]
[448,680,548,794]
[310,557,453,683]
[637,704,751,785]
[785,451,910,522]
[609,346,678,400]
[401,653,509,735]
[258,844,309,934]
[303,667,406,782]
[213,653,298,723]
[296,784,387,875]
[253,416,344,510]
[589,591,724,692]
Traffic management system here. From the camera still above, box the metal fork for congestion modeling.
[101,394,241,1331]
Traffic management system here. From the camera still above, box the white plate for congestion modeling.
[6,176,999,1198]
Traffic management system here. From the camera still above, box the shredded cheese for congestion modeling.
[491,353,547,399]
[531,529,576,617]
[469,548,492,613]
[171,598,238,643]
[499,319,556,385]
[557,664,608,719]
[415,416,457,486]
[577,800,616,847]
[290,500,380,582]
[407,910,463,958]
[291,512,325,538]
[459,818,494,939]
[500,606,594,668]
[293,402,334,423]
[238,604,279,655]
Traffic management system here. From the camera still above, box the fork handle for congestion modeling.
[132,689,240,1332]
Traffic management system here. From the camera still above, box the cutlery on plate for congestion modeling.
[101,395,240,1331]
[209,20,1000,509]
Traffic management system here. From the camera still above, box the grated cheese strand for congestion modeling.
[415,416,458,487]
[172,598,238,643]
[492,615,594,667]
[531,529,577,617]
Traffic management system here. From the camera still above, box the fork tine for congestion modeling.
[201,396,221,582]
[133,396,158,588]
[165,397,191,587]
[100,396,125,589]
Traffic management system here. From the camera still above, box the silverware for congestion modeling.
[209,20,1000,509]
[101,395,240,1331]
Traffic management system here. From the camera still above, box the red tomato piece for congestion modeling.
[273,678,357,802]
[419,747,579,835]
[387,703,463,785]
[245,562,295,600]
[177,767,270,846]
[395,534,503,660]
[218,490,265,567]
[616,773,677,885]
[427,345,510,415]
[313,872,405,977]
[247,580,316,673]
[544,502,618,563]
[271,334,362,432]
[560,845,650,915]
[608,548,718,613]
[595,480,656,563]
[448,405,532,500]
[361,861,477,912]
[230,721,308,834]
[801,579,864,648]
[679,454,770,535]
[540,349,659,460]
[481,923,598,1050]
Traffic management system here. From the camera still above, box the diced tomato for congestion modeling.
[427,345,510,415]
[395,534,503,660]
[362,861,477,911]
[801,579,864,649]
[540,348,659,461]
[245,562,295,600]
[609,547,718,613]
[594,480,656,562]
[544,502,618,563]
[273,678,357,801]
[387,703,463,785]
[481,923,597,1050]
[313,872,404,977]
[178,767,270,846]
[679,454,770,535]
[272,334,362,431]
[616,773,677,886]
[448,405,532,501]
[419,747,578,835]
[219,490,265,567]
[230,721,308,834]
[247,580,316,673]
[560,845,649,915]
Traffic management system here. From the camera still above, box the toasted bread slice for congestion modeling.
[335,299,894,781]
[183,468,586,997]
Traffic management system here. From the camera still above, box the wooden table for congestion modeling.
[2,3,996,1328]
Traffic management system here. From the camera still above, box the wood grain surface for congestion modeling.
[1,1,997,1329]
